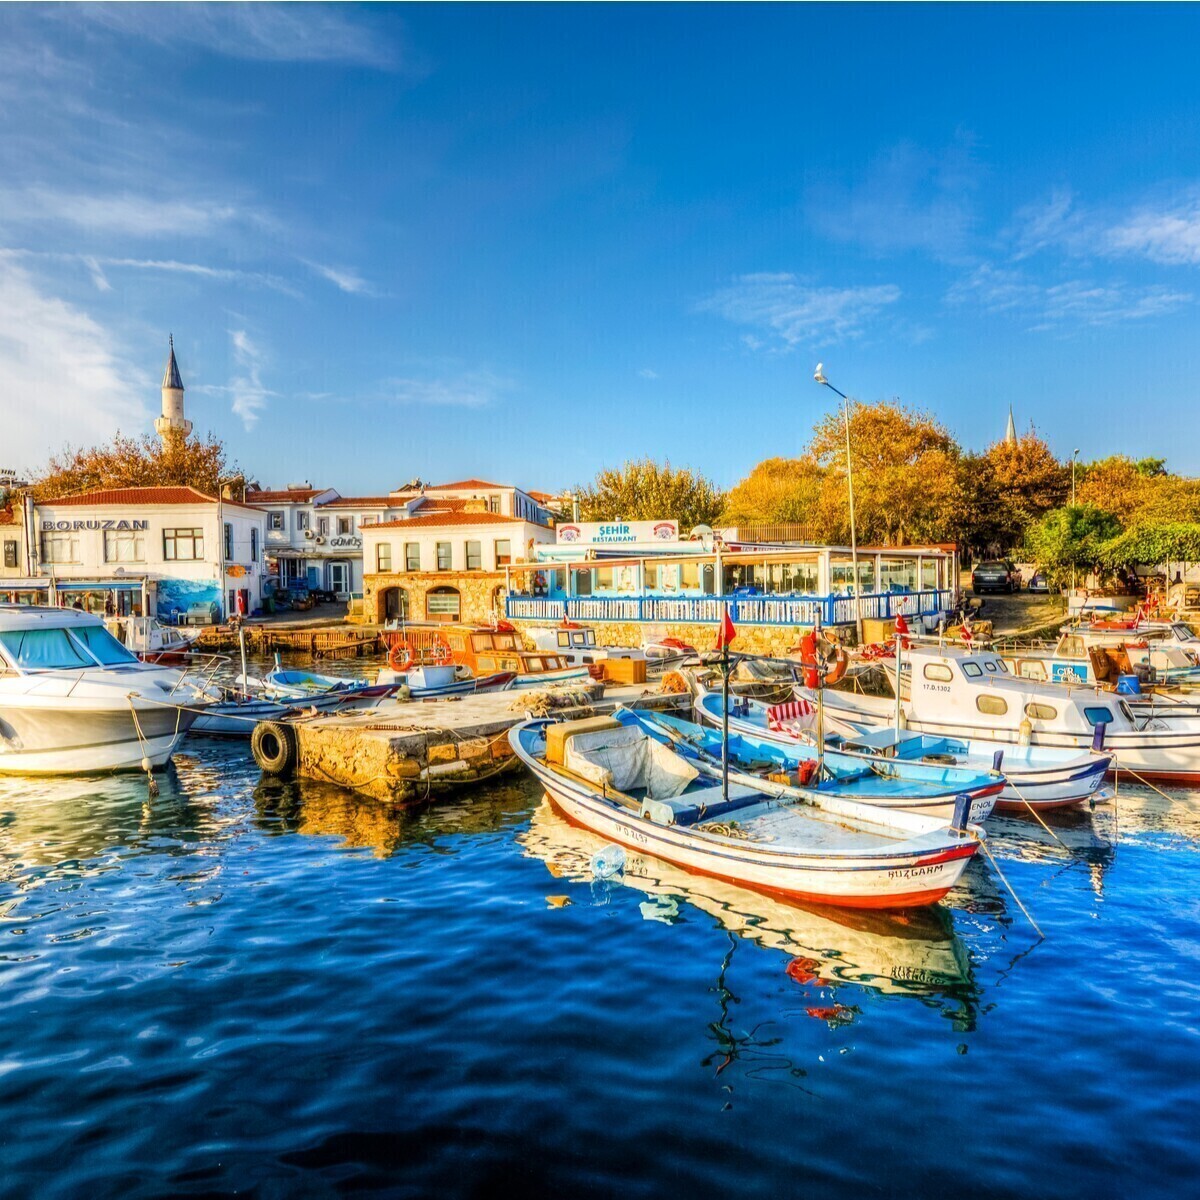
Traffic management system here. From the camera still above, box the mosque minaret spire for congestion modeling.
[155,334,192,440]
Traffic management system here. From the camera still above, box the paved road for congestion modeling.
[961,577,1067,637]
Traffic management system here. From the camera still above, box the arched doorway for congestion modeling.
[425,586,461,623]
[379,586,408,623]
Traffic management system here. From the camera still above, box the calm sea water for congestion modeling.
[1,730,1199,1198]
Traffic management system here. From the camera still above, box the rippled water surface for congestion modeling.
[2,732,1199,1198]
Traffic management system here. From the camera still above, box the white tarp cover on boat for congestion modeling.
[565,726,698,798]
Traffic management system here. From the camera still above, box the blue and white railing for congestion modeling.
[506,589,954,627]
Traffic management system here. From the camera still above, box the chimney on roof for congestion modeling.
[155,334,191,442]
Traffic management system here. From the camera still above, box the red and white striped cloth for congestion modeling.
[767,699,815,735]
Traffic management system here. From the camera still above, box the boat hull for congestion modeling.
[0,698,199,774]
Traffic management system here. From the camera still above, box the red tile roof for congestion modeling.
[248,488,325,503]
[527,490,555,502]
[410,497,469,512]
[424,478,509,491]
[320,496,395,508]
[372,511,527,530]
[40,486,263,512]
[0,507,16,526]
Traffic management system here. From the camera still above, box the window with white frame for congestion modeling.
[164,528,204,561]
[494,538,512,566]
[376,543,392,571]
[317,517,329,536]
[488,495,501,514]
[436,542,452,571]
[104,528,145,563]
[466,540,482,570]
[405,543,420,571]
[297,511,311,530]
[41,532,79,563]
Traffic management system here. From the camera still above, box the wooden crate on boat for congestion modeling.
[602,658,647,685]
[546,715,620,766]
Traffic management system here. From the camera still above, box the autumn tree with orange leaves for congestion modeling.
[31,430,240,502]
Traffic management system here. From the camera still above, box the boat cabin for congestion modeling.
[529,623,644,666]
[411,623,574,678]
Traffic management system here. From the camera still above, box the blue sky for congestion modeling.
[3,4,1200,492]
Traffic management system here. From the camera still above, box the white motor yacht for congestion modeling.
[0,605,207,775]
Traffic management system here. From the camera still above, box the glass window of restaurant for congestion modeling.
[830,556,876,595]
[679,561,701,592]
[573,568,593,596]
[880,557,918,593]
[921,558,940,590]
[594,565,614,592]
[762,560,819,595]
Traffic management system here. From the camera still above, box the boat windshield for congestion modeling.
[71,624,140,666]
[0,627,97,671]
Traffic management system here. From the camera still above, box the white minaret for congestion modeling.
[1005,404,1017,446]
[155,334,191,440]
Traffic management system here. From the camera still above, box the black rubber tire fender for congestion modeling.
[252,719,298,775]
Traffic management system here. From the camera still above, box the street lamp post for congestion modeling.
[814,364,864,644]
[1071,449,1080,595]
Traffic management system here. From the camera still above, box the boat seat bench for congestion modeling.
[640,782,761,827]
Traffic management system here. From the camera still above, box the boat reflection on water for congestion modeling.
[519,799,979,1006]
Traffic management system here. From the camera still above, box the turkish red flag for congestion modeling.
[714,607,737,652]
[895,612,911,649]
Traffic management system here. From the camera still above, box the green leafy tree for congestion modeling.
[1100,521,1200,570]
[577,459,724,530]
[966,433,1070,556]
[1026,505,1122,585]
[32,430,239,501]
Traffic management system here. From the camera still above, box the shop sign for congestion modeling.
[329,536,362,549]
[556,520,678,545]
[42,518,149,532]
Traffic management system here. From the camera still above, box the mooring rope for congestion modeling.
[974,835,1044,939]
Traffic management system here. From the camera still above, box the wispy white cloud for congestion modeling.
[948,264,1191,329]
[0,258,146,466]
[301,259,376,296]
[807,136,983,261]
[0,187,250,239]
[637,368,659,380]
[69,3,399,69]
[383,370,512,408]
[1011,187,1200,267]
[700,273,902,347]
[227,329,275,429]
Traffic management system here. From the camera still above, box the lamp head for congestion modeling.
[814,362,827,385]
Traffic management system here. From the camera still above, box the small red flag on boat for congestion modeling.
[895,612,911,650]
[714,606,737,652]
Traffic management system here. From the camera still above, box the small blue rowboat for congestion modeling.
[693,688,1110,812]
[619,705,1004,824]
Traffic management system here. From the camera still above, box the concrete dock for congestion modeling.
[276,682,692,802]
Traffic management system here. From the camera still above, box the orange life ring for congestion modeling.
[823,645,849,686]
[388,641,412,672]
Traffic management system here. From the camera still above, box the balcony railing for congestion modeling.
[505,589,954,627]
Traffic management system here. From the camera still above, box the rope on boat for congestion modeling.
[125,694,177,798]
[1002,778,1069,849]
[974,836,1044,940]
[1108,754,1178,804]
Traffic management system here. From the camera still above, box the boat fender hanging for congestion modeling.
[251,720,298,775]
[1018,717,1033,746]
[1091,721,1107,752]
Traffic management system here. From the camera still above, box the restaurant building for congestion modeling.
[501,520,957,653]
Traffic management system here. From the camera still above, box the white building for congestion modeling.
[34,486,267,622]
[250,477,555,601]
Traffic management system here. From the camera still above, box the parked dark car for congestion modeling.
[972,560,1018,594]
[1028,570,1050,594]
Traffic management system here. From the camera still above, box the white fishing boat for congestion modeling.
[818,644,1200,785]
[528,621,646,670]
[375,660,516,698]
[509,715,985,909]
[0,605,207,774]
